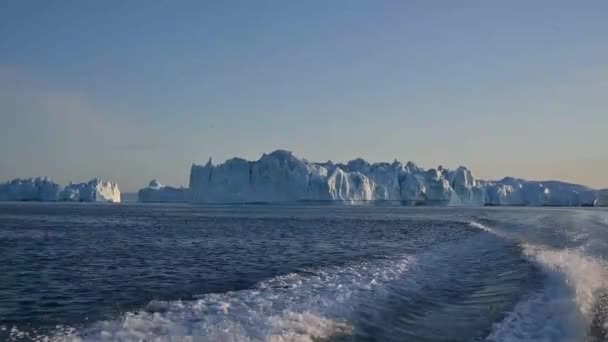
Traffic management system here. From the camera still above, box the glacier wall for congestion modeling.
[187,150,602,206]
[0,178,121,203]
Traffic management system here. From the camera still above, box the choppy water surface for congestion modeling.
[1,203,607,341]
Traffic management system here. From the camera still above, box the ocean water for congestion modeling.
[1,203,608,341]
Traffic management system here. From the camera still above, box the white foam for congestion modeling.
[486,244,608,341]
[474,217,608,341]
[39,256,413,342]
[524,245,607,318]
[469,221,492,232]
[469,221,510,240]
[486,289,583,341]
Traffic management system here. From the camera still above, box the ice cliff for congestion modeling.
[0,178,121,203]
[187,150,603,206]
[138,180,188,203]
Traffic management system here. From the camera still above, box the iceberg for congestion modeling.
[445,167,486,205]
[189,151,377,203]
[0,177,121,203]
[0,177,61,201]
[482,178,597,206]
[138,180,188,203]
[186,150,605,206]
[189,150,464,204]
[597,189,608,207]
[3,150,602,207]
[60,179,121,203]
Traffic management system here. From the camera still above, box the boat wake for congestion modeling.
[33,256,414,341]
[471,216,608,341]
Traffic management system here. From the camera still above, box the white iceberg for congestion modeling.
[0,177,121,203]
[189,150,461,204]
[3,150,601,207]
[594,189,608,207]
[138,180,188,203]
[60,179,121,203]
[186,150,604,206]
[0,177,62,201]
[482,178,597,206]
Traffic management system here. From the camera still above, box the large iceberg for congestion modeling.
[0,178,121,203]
[189,150,466,204]
[186,150,605,206]
[597,189,608,207]
[138,180,188,203]
[188,151,472,204]
[60,179,121,203]
[0,177,62,201]
[483,178,597,206]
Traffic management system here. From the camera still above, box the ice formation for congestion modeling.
[138,180,188,203]
[61,179,121,203]
[0,177,61,201]
[597,189,608,207]
[483,178,598,206]
[187,150,604,206]
[1,150,604,207]
[0,178,121,203]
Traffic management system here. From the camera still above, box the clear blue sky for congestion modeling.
[1,0,607,191]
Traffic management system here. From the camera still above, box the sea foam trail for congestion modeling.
[471,221,608,341]
[37,256,414,342]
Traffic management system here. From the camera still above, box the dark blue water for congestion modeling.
[1,203,607,341]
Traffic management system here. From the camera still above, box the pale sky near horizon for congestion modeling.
[1,0,607,191]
